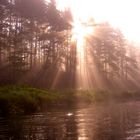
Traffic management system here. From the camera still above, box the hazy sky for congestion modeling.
[56,0,140,43]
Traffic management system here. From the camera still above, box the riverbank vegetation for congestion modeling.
[0,86,75,115]
[0,85,140,115]
[0,0,140,116]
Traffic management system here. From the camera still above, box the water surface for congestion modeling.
[0,101,140,140]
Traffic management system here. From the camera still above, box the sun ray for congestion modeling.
[56,0,140,43]
[54,0,140,90]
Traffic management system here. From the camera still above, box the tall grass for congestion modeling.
[0,85,139,115]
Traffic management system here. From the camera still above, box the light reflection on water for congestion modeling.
[1,101,140,140]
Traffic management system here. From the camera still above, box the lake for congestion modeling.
[0,101,140,140]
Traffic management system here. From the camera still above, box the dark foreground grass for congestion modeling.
[0,85,140,115]
[0,86,76,115]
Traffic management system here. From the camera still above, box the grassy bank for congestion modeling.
[0,86,76,115]
[0,86,140,115]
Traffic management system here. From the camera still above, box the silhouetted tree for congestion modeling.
[89,23,140,89]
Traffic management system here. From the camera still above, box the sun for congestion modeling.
[72,21,93,39]
[56,0,140,43]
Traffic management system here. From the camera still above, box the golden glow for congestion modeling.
[71,20,95,89]
[55,0,140,89]
[67,112,73,116]
[56,0,140,42]
[72,21,94,44]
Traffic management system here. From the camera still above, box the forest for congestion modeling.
[0,0,140,91]
[1,1,140,139]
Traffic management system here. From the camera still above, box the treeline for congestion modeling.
[88,23,140,90]
[0,0,140,90]
[0,0,76,88]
